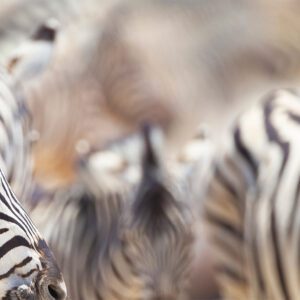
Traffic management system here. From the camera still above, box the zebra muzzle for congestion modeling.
[37,277,67,300]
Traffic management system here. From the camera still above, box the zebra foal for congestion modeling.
[204,88,300,300]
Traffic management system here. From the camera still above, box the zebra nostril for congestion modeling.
[47,283,67,300]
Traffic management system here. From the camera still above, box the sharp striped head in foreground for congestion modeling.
[0,169,66,300]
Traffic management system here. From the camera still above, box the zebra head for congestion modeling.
[116,125,195,300]
[6,19,59,86]
[0,170,66,300]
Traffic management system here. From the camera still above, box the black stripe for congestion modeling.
[3,286,19,300]
[0,256,32,280]
[0,212,28,236]
[288,176,300,236]
[213,236,243,266]
[233,126,258,178]
[0,236,33,259]
[1,179,38,240]
[263,98,289,178]
[215,167,240,200]
[19,267,39,278]
[206,212,243,241]
[0,228,8,234]
[247,200,265,294]
[0,191,11,210]
[270,207,288,299]
[263,98,290,300]
[288,112,300,124]
[216,265,247,283]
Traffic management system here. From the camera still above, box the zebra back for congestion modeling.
[204,89,300,299]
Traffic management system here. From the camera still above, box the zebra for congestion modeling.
[204,88,300,299]
[0,72,67,298]
[0,69,34,204]
[0,0,87,64]
[0,16,65,202]
[0,168,67,300]
[30,125,196,300]
[6,19,59,87]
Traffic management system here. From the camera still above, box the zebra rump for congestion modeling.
[204,89,300,300]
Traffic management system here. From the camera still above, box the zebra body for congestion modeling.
[204,89,300,299]
[0,72,66,299]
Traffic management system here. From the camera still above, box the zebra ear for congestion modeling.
[6,19,59,82]
[31,19,59,42]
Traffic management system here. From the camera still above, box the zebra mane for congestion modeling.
[130,124,186,238]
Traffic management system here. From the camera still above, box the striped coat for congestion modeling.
[0,69,33,202]
[204,89,300,299]
[0,70,67,299]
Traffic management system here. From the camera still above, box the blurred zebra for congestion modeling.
[204,89,300,299]
[72,123,214,200]
[1,20,61,203]
[0,0,89,63]
[0,69,33,201]
[6,19,59,87]
[30,125,196,300]
[0,71,67,299]
[13,0,300,196]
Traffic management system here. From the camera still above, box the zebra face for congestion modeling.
[0,237,67,300]
[0,173,67,300]
[114,125,195,300]
[32,239,67,300]
[3,244,67,300]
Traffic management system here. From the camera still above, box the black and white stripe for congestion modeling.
[0,69,32,202]
[0,71,66,299]
[204,89,300,299]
